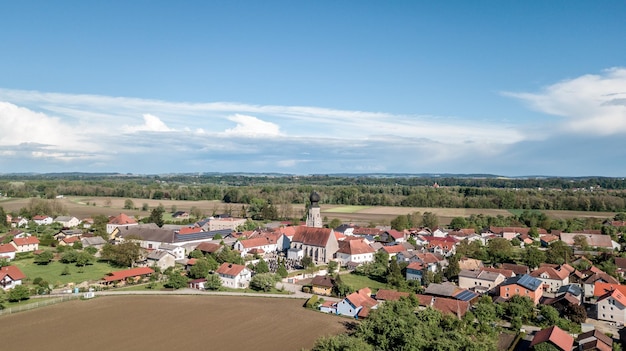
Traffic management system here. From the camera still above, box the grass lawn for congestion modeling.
[12,259,117,288]
[324,205,372,214]
[340,273,387,293]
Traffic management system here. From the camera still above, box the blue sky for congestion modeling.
[1,1,625,176]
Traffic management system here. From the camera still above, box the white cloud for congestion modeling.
[124,114,173,133]
[504,67,626,135]
[222,114,282,137]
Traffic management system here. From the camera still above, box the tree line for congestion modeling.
[2,175,626,212]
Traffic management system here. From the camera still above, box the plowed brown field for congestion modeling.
[0,296,347,351]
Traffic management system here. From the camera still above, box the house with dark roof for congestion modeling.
[215,262,251,289]
[424,283,479,303]
[529,325,574,351]
[310,275,334,296]
[288,227,338,263]
[0,265,26,290]
[577,329,612,351]
[499,274,544,305]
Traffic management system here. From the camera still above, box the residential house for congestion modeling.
[529,325,574,351]
[499,274,544,305]
[416,252,448,272]
[81,236,107,252]
[584,272,619,302]
[188,278,206,290]
[336,288,378,319]
[310,275,334,296]
[11,236,40,253]
[172,211,189,219]
[615,257,626,278]
[458,258,484,271]
[374,289,410,302]
[540,234,560,247]
[101,267,154,286]
[33,215,53,225]
[288,227,339,263]
[541,284,582,314]
[59,236,81,246]
[424,236,457,256]
[381,245,406,259]
[406,262,424,282]
[233,235,280,257]
[204,217,247,231]
[530,265,570,293]
[11,217,28,228]
[423,283,479,303]
[106,213,138,235]
[458,269,506,294]
[216,262,251,289]
[381,229,406,243]
[195,242,222,255]
[54,216,80,228]
[501,263,529,276]
[559,233,619,251]
[415,294,470,318]
[576,329,613,351]
[158,243,186,260]
[54,229,83,241]
[335,239,375,267]
[594,283,626,324]
[145,250,176,271]
[0,265,26,290]
[0,244,17,261]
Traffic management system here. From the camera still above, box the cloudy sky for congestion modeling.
[1,1,625,176]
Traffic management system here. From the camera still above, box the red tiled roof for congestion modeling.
[530,266,570,281]
[382,245,405,254]
[483,267,515,278]
[239,236,278,249]
[12,236,40,246]
[337,239,375,255]
[387,229,405,240]
[529,325,574,351]
[103,267,154,282]
[407,262,424,271]
[375,289,410,301]
[594,282,626,298]
[416,253,444,264]
[415,294,470,317]
[291,227,333,247]
[0,243,16,254]
[345,288,377,309]
[0,265,26,281]
[216,262,246,277]
[178,227,203,235]
[62,236,81,244]
[108,213,137,225]
[195,242,221,253]
[33,215,50,220]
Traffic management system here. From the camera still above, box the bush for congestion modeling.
[305,295,319,309]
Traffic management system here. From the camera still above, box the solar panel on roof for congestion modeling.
[517,274,542,291]
[455,290,478,301]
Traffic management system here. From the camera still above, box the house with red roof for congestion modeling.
[59,236,81,246]
[424,236,457,257]
[11,236,40,253]
[0,265,26,290]
[584,272,620,302]
[406,261,424,282]
[336,287,378,319]
[415,294,471,318]
[101,267,154,286]
[335,239,375,267]
[106,213,138,234]
[0,243,17,261]
[529,325,574,351]
[595,283,626,324]
[233,234,281,257]
[530,265,570,293]
[215,262,251,289]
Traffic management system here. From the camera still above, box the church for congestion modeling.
[287,191,339,264]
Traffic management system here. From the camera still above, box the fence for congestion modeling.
[0,295,81,316]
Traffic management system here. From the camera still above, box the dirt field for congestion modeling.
[0,295,347,351]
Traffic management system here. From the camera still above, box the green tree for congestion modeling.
[204,273,222,290]
[546,240,573,265]
[390,215,409,230]
[123,199,135,210]
[164,271,188,289]
[301,255,314,269]
[33,250,54,265]
[422,212,439,229]
[250,273,276,292]
[75,251,94,267]
[333,274,352,297]
[148,206,165,227]
[255,259,269,274]
[449,216,468,229]
[101,240,142,267]
[188,258,212,279]
[311,334,374,351]
[522,246,546,269]
[386,257,405,289]
[444,254,461,281]
[327,261,338,275]
[7,285,30,302]
[277,264,288,278]
[328,218,342,229]
[487,238,513,264]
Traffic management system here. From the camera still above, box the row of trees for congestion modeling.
[3,176,626,211]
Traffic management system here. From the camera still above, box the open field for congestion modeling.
[0,295,347,351]
[0,196,618,226]
[12,258,115,287]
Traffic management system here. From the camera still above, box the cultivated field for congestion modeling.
[0,196,617,226]
[0,295,347,351]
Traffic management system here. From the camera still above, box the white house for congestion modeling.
[458,269,506,294]
[106,213,138,234]
[11,236,40,253]
[335,239,375,266]
[33,215,53,225]
[0,244,17,261]
[335,288,378,319]
[0,265,26,290]
[159,243,186,260]
[216,262,251,289]
[233,236,280,257]
[529,266,570,293]
[596,288,626,325]
[54,216,81,228]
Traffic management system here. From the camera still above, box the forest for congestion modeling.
[1,173,626,212]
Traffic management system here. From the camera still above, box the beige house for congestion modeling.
[11,236,40,253]
[145,250,176,271]
[458,269,506,293]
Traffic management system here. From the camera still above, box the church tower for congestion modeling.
[306,191,323,228]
